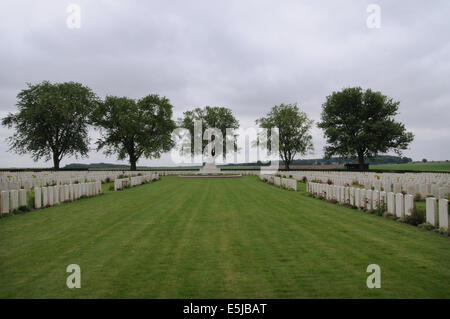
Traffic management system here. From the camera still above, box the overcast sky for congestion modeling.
[0,0,449,167]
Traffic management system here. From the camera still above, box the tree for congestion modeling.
[93,94,176,171]
[317,87,414,169]
[422,158,427,163]
[1,81,99,169]
[177,106,239,159]
[256,103,314,170]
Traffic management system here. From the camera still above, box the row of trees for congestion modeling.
[1,81,414,170]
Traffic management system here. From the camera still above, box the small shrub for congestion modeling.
[372,203,386,217]
[105,177,111,183]
[438,227,449,236]
[18,205,30,213]
[384,212,397,221]
[302,176,307,183]
[328,198,338,204]
[109,185,115,191]
[28,193,36,209]
[418,223,434,231]
[317,195,325,200]
[327,179,333,185]
[405,206,426,226]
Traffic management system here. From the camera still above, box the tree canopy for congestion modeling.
[1,81,99,169]
[317,87,414,169]
[256,103,314,170]
[177,106,239,160]
[93,94,176,171]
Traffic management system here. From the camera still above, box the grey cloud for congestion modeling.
[0,0,449,167]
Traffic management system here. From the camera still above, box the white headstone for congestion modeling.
[19,189,27,207]
[387,192,395,214]
[438,199,449,229]
[360,189,366,209]
[366,190,373,210]
[42,187,48,207]
[404,194,414,216]
[350,188,355,206]
[372,190,379,210]
[34,187,42,209]
[64,185,70,201]
[54,186,59,204]
[69,184,74,201]
[10,190,19,211]
[395,193,404,218]
[59,185,65,202]
[355,189,360,208]
[426,197,437,227]
[1,191,9,214]
[48,186,54,206]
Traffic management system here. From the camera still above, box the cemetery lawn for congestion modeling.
[0,176,449,298]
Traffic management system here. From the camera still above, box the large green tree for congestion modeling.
[93,94,176,171]
[177,106,239,159]
[317,87,414,169]
[1,81,99,169]
[256,103,314,170]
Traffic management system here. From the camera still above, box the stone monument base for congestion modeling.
[197,162,221,175]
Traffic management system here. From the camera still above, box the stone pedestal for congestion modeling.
[198,161,221,174]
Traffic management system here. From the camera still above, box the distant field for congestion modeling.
[370,162,450,172]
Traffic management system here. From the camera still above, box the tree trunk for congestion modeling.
[53,155,60,170]
[357,151,365,170]
[285,160,290,170]
[130,161,137,171]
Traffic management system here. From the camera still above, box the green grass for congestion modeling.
[0,176,449,298]
[370,162,450,172]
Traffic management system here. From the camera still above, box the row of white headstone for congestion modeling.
[33,181,102,209]
[259,174,297,191]
[289,170,448,185]
[114,173,160,191]
[0,181,102,214]
[307,182,449,229]
[1,189,27,214]
[0,171,160,191]
[287,171,449,198]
